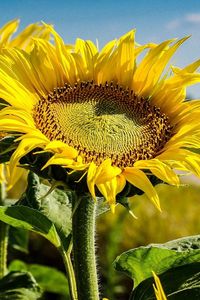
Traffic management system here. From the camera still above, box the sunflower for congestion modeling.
[0,27,200,212]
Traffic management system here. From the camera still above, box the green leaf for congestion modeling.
[114,235,200,287]
[9,260,69,297]
[0,271,42,300]
[9,227,29,253]
[37,187,72,241]
[96,197,110,216]
[131,263,200,300]
[0,205,61,248]
[17,172,72,249]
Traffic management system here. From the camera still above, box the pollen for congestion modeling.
[33,81,173,167]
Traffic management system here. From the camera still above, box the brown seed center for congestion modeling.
[33,81,172,167]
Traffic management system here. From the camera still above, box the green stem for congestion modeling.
[60,242,78,300]
[0,221,8,278]
[72,194,99,300]
[0,182,8,279]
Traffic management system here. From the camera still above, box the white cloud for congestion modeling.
[166,12,200,30]
[165,19,181,30]
[185,13,200,23]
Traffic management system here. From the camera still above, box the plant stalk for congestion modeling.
[60,241,78,300]
[72,194,99,300]
[0,182,8,278]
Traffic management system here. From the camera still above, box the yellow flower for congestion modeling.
[0,27,200,212]
[0,19,51,51]
[152,271,167,300]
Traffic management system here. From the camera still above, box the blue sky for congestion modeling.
[1,0,200,97]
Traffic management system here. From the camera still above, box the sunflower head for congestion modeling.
[0,26,200,212]
[33,81,172,167]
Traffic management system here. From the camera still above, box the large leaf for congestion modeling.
[9,227,29,253]
[19,172,108,225]
[114,235,200,287]
[0,205,60,248]
[9,260,69,297]
[0,271,42,300]
[131,263,200,300]
[17,172,72,248]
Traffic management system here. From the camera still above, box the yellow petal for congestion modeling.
[95,159,121,184]
[42,156,75,170]
[45,24,78,84]
[87,162,98,200]
[44,141,78,156]
[172,58,200,74]
[132,39,174,94]
[115,30,135,86]
[95,39,118,84]
[9,22,52,51]
[0,19,19,46]
[0,164,5,183]
[30,39,64,92]
[7,165,27,191]
[9,136,48,187]
[97,174,126,213]
[75,38,97,80]
[123,168,161,211]
[87,159,122,202]
[134,159,180,185]
[41,152,85,171]
[143,37,189,97]
[0,117,34,133]
[152,271,167,300]
[151,68,200,116]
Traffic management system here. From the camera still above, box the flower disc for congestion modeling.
[34,81,172,167]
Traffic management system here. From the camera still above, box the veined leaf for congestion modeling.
[131,263,200,300]
[9,260,69,297]
[0,205,61,248]
[114,235,200,287]
[0,271,42,300]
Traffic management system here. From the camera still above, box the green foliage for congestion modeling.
[131,263,200,299]
[0,173,73,298]
[9,260,69,297]
[0,205,61,247]
[114,235,200,299]
[0,170,199,299]
[114,235,200,286]
[0,271,42,300]
[9,227,29,253]
[17,172,72,249]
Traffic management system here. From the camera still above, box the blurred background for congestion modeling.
[8,181,200,299]
[1,0,200,299]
